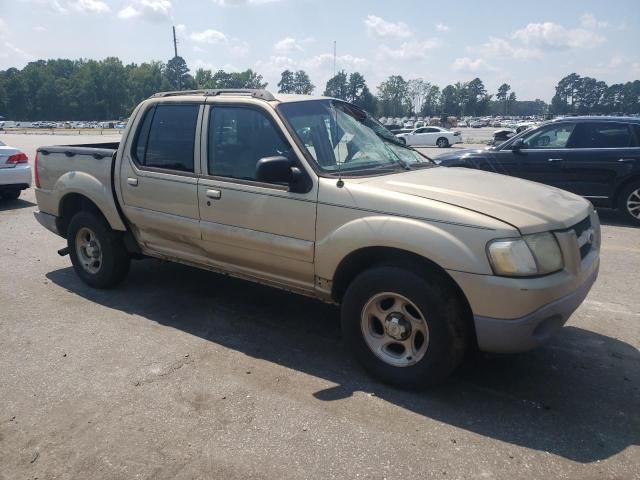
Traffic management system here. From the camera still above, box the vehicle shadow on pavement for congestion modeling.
[596,209,638,228]
[47,260,639,464]
[0,198,36,212]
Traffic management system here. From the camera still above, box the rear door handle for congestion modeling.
[127,177,138,186]
[547,158,564,162]
[206,189,222,200]
[618,158,635,163]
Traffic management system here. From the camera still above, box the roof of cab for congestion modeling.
[150,89,332,104]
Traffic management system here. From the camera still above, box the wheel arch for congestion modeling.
[613,175,640,207]
[330,246,476,341]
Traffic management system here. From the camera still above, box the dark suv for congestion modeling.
[436,117,640,224]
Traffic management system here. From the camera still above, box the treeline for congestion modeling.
[550,73,640,115]
[0,56,638,121]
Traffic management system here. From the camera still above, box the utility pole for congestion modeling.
[172,26,181,90]
[172,26,178,58]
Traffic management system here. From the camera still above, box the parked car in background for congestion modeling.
[33,89,599,388]
[0,140,31,200]
[436,116,640,224]
[396,126,462,147]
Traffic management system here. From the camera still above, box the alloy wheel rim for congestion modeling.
[75,227,102,274]
[627,188,640,220]
[360,292,429,367]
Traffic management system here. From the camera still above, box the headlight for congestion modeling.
[487,232,563,277]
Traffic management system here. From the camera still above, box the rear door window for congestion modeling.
[134,104,199,172]
[570,123,636,148]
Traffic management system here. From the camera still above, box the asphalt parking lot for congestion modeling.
[1,134,639,480]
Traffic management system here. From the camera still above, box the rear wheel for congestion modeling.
[341,266,468,389]
[1,189,21,200]
[67,211,130,288]
[618,181,640,226]
[436,137,449,148]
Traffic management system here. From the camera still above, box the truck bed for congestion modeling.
[35,142,124,231]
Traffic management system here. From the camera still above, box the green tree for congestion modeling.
[165,56,190,90]
[324,71,349,99]
[496,83,511,115]
[277,69,295,93]
[377,75,411,117]
[293,70,314,94]
[420,85,441,117]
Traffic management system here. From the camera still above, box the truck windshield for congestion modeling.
[278,100,432,174]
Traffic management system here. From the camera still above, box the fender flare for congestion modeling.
[53,171,126,231]
[315,215,492,283]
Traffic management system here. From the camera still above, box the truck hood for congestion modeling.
[359,166,589,234]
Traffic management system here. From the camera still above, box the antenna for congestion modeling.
[333,40,336,77]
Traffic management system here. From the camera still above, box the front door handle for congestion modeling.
[618,158,635,163]
[547,158,564,162]
[127,177,138,186]
[206,189,222,200]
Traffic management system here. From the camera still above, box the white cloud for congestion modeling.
[511,22,605,49]
[380,39,439,60]
[190,29,227,44]
[274,37,304,54]
[189,28,249,57]
[435,23,450,32]
[451,57,494,72]
[211,0,281,5]
[118,0,171,22]
[300,53,367,70]
[473,36,542,60]
[364,15,412,39]
[580,13,608,29]
[3,42,35,61]
[33,25,47,32]
[69,0,110,13]
[117,5,139,18]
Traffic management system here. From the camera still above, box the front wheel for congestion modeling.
[67,211,130,288]
[341,266,468,389]
[397,137,406,145]
[436,137,449,148]
[618,182,640,226]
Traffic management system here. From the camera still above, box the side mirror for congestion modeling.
[511,138,525,151]
[256,156,305,191]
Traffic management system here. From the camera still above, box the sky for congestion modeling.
[1,0,639,101]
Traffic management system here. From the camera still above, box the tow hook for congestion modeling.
[57,247,70,257]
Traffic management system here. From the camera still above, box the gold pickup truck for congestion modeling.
[33,89,600,388]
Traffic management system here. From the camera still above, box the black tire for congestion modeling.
[436,137,449,148]
[618,182,640,226]
[341,266,469,389]
[1,189,20,200]
[67,211,130,288]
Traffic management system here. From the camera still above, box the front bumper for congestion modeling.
[472,261,598,353]
[448,244,600,353]
[0,164,32,188]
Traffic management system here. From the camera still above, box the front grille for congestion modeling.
[571,216,593,259]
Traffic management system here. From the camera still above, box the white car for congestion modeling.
[0,140,32,200]
[395,126,463,148]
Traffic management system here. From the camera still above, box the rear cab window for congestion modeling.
[133,104,199,172]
